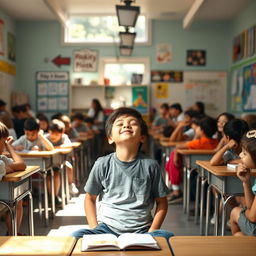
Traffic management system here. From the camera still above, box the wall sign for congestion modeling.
[52,55,70,68]
[73,49,97,72]
[36,71,69,113]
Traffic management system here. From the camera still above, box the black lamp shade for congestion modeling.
[119,46,133,56]
[119,31,136,47]
[116,5,140,27]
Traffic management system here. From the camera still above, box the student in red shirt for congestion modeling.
[166,116,218,203]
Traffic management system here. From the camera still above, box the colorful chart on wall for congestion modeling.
[36,71,69,113]
[243,63,256,111]
[230,68,243,112]
[132,86,148,114]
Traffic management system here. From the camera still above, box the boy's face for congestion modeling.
[195,126,203,137]
[108,115,145,146]
[74,118,82,125]
[25,130,39,142]
[0,137,7,154]
[49,131,63,143]
[159,107,167,116]
[39,120,48,131]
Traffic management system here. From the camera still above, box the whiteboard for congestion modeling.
[150,71,227,118]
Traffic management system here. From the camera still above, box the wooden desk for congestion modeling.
[170,236,256,256]
[71,237,171,256]
[16,150,59,225]
[0,236,76,256]
[176,149,215,220]
[196,160,256,236]
[0,166,40,236]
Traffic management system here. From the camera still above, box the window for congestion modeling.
[63,15,150,44]
[99,57,150,85]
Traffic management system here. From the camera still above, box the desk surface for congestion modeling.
[71,237,171,256]
[196,160,256,176]
[170,236,256,256]
[177,149,215,155]
[54,147,73,154]
[0,236,76,256]
[159,140,180,147]
[78,135,94,142]
[16,150,58,158]
[2,166,40,182]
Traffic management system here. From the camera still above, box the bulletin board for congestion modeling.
[151,71,227,117]
[36,71,69,113]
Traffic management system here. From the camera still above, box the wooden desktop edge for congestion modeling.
[177,149,215,155]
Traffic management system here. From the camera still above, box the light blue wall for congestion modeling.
[16,19,231,111]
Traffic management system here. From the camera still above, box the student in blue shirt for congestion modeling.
[72,107,173,243]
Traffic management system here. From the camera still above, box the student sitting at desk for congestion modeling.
[0,121,26,235]
[12,118,54,151]
[151,103,170,133]
[210,119,249,166]
[72,107,174,242]
[166,117,218,203]
[230,130,256,236]
[72,112,87,136]
[61,115,79,140]
[37,113,49,134]
[46,119,79,204]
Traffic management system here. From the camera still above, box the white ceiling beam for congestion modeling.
[183,0,205,29]
[43,0,68,28]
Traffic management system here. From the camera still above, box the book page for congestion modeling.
[117,233,159,250]
[82,234,119,251]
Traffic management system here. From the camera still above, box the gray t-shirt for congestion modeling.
[0,155,13,180]
[84,152,169,234]
[46,133,71,147]
[12,135,45,150]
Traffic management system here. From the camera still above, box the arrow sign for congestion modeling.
[52,55,70,67]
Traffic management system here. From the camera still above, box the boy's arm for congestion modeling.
[148,197,168,232]
[38,131,54,151]
[175,142,188,149]
[5,138,26,171]
[210,139,237,166]
[245,196,256,222]
[85,193,98,228]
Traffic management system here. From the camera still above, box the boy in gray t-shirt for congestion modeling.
[72,107,173,241]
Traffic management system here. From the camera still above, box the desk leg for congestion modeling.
[50,168,55,217]
[200,178,207,235]
[28,190,34,235]
[205,185,212,236]
[183,166,187,213]
[42,172,49,226]
[0,201,16,235]
[194,173,200,224]
[60,164,65,209]
[64,161,70,204]
[214,192,220,236]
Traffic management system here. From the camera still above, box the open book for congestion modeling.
[81,233,160,251]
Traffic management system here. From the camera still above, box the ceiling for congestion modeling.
[0,0,254,23]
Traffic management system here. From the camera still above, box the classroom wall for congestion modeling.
[16,19,231,113]
[228,0,256,114]
[0,9,16,110]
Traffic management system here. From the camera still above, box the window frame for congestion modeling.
[61,13,152,46]
[98,57,150,85]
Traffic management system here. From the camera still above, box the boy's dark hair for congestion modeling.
[184,110,200,119]
[223,119,249,143]
[198,116,217,138]
[195,101,205,115]
[241,130,256,165]
[0,121,9,139]
[61,115,71,125]
[163,125,174,137]
[73,112,84,121]
[51,112,63,120]
[19,104,27,113]
[160,103,169,110]
[84,117,94,124]
[170,103,182,113]
[24,118,40,131]
[105,107,148,138]
[12,105,20,114]
[0,99,6,107]
[49,119,65,133]
[191,114,205,126]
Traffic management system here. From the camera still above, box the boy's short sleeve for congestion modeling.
[84,159,104,195]
[12,136,26,147]
[0,156,13,181]
[150,162,169,198]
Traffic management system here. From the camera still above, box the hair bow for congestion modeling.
[246,130,256,138]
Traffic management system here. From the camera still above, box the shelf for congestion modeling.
[71,84,145,88]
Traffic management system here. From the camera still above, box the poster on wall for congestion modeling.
[132,86,148,114]
[36,71,69,113]
[151,70,183,83]
[154,83,168,99]
[243,63,256,111]
[156,44,172,63]
[186,50,206,66]
[7,32,15,61]
[0,19,4,56]
[230,69,243,112]
[73,49,97,72]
